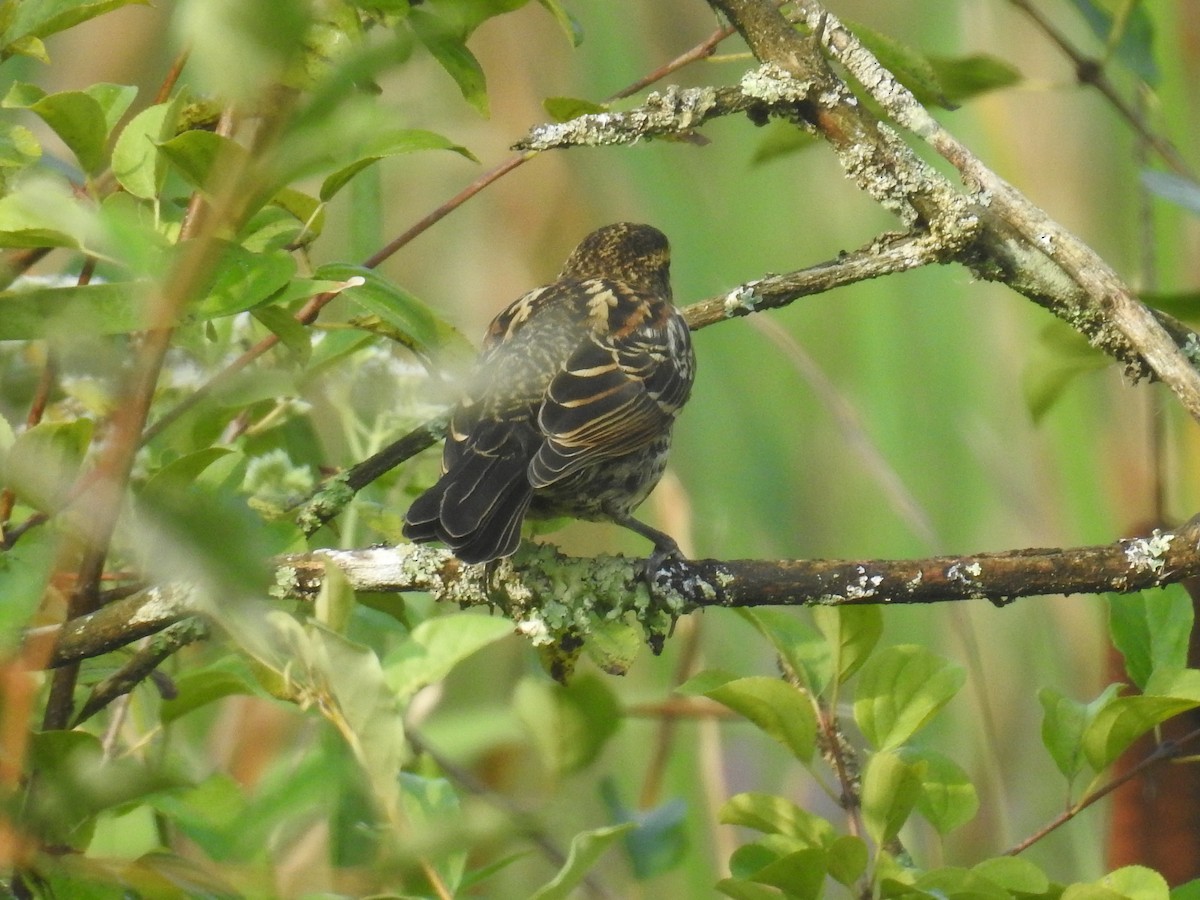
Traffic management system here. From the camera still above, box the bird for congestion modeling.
[403,222,695,568]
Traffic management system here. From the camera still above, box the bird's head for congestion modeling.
[559,223,671,298]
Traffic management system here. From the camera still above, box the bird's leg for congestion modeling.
[607,511,684,574]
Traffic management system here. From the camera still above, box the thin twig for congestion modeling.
[1005,726,1200,856]
[1007,0,1193,179]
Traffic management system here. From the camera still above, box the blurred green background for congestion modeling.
[20,0,1200,893]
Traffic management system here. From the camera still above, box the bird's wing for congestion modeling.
[530,297,692,488]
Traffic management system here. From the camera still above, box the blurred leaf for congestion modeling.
[1108,586,1193,690]
[1068,0,1159,85]
[0,1,150,61]
[530,823,635,900]
[382,611,512,703]
[2,84,109,174]
[160,665,257,725]
[915,867,1011,900]
[716,874,788,899]
[514,673,622,776]
[899,747,979,834]
[928,54,1022,103]
[0,418,92,511]
[719,792,836,847]
[600,782,688,880]
[0,527,58,651]
[157,130,250,193]
[250,305,312,360]
[1039,683,1121,780]
[399,773,466,893]
[537,0,582,46]
[701,676,818,763]
[318,263,471,357]
[1141,169,1200,217]
[0,122,41,169]
[853,645,964,750]
[813,605,882,687]
[543,96,606,122]
[827,835,869,886]
[1082,669,1200,770]
[188,243,296,320]
[1086,865,1171,900]
[1022,319,1109,422]
[409,8,489,114]
[972,857,1051,895]
[318,128,476,201]
[176,0,312,103]
[750,120,818,166]
[736,608,830,693]
[0,281,152,339]
[860,750,924,847]
[83,82,138,132]
[675,668,739,695]
[27,731,189,850]
[112,96,186,199]
[0,173,101,249]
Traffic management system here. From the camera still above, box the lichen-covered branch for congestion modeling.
[707,0,1200,419]
[35,517,1200,671]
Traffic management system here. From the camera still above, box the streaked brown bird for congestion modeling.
[403,222,695,566]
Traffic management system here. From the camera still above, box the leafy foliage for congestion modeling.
[0,0,1194,897]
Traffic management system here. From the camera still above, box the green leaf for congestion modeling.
[600,782,688,880]
[2,84,109,174]
[399,774,466,893]
[748,849,827,899]
[514,673,622,776]
[927,54,1021,103]
[0,419,93,512]
[530,823,635,900]
[750,121,819,166]
[915,866,1011,900]
[409,7,490,115]
[584,615,643,675]
[719,792,836,848]
[1022,319,1110,422]
[972,857,1051,895]
[26,731,189,850]
[112,96,185,199]
[0,1,150,60]
[84,82,138,133]
[317,263,470,357]
[716,875,786,900]
[0,527,58,652]
[537,0,582,46]
[157,130,250,192]
[813,605,882,686]
[382,612,513,703]
[1082,670,1200,770]
[860,750,924,847]
[0,122,41,169]
[0,281,153,339]
[901,747,979,834]
[543,96,607,122]
[176,0,313,103]
[0,173,100,249]
[318,128,476,201]
[827,835,868,886]
[853,645,965,750]
[251,305,312,360]
[675,668,739,696]
[1108,586,1193,689]
[702,676,818,763]
[1102,865,1169,900]
[735,608,830,693]
[160,665,257,724]
[1039,683,1121,780]
[189,244,296,320]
